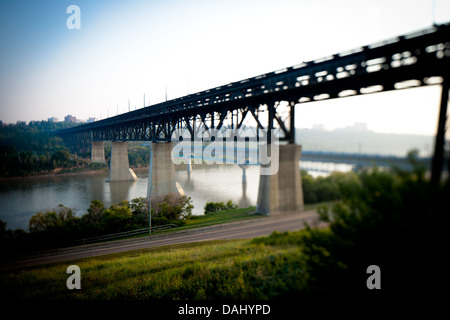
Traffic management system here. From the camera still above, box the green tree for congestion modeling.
[29,204,77,233]
[204,200,237,214]
[152,194,193,224]
[102,201,134,233]
[82,200,105,225]
[300,170,359,204]
[50,149,71,166]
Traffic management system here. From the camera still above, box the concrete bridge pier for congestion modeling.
[149,142,182,200]
[277,144,304,212]
[256,169,279,214]
[91,141,105,163]
[106,141,138,182]
[256,144,304,215]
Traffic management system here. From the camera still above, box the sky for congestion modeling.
[0,0,449,135]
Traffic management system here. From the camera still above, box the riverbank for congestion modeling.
[0,166,109,181]
[0,159,256,181]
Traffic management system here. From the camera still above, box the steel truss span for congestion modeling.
[57,23,449,148]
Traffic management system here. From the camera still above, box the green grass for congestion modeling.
[166,201,336,231]
[0,202,334,300]
[186,206,260,226]
[0,231,310,300]
[147,202,335,237]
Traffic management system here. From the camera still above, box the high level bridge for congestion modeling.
[57,23,450,214]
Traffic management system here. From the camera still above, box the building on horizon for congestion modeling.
[87,117,96,123]
[312,124,325,131]
[352,122,368,131]
[64,115,77,123]
[337,122,369,132]
[48,117,58,122]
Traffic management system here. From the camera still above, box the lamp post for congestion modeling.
[147,142,154,238]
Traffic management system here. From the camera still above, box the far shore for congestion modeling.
[0,167,107,181]
[0,162,225,181]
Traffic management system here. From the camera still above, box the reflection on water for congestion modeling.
[0,165,260,231]
[177,165,259,216]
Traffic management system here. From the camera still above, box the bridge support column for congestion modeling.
[256,144,304,215]
[256,168,279,215]
[91,141,105,163]
[277,144,304,212]
[106,141,138,182]
[150,142,181,199]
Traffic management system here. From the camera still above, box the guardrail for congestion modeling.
[77,224,179,245]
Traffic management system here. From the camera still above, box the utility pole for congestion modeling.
[432,0,436,25]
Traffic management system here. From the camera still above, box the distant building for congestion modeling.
[312,124,324,131]
[16,121,26,125]
[87,117,96,123]
[339,122,369,132]
[352,122,368,131]
[64,115,77,123]
[48,117,58,122]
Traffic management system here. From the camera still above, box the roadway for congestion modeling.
[1,210,322,271]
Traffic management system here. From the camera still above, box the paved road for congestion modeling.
[1,210,322,271]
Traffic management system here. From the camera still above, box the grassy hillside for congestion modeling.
[0,232,307,300]
[2,161,446,302]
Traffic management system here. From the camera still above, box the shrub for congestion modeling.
[101,201,134,233]
[151,194,193,222]
[204,200,238,214]
[29,204,78,233]
[151,216,171,226]
[300,170,359,204]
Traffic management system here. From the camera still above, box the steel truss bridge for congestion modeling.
[58,23,450,184]
[301,151,433,171]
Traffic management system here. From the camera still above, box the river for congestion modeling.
[0,165,261,231]
[0,160,353,231]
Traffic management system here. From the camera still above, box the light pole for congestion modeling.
[147,142,154,238]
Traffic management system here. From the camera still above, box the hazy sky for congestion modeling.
[0,0,449,135]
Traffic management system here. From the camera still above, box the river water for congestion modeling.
[0,160,353,231]
[0,165,261,231]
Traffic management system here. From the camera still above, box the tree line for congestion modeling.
[0,121,83,177]
[0,121,152,177]
[0,194,193,254]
